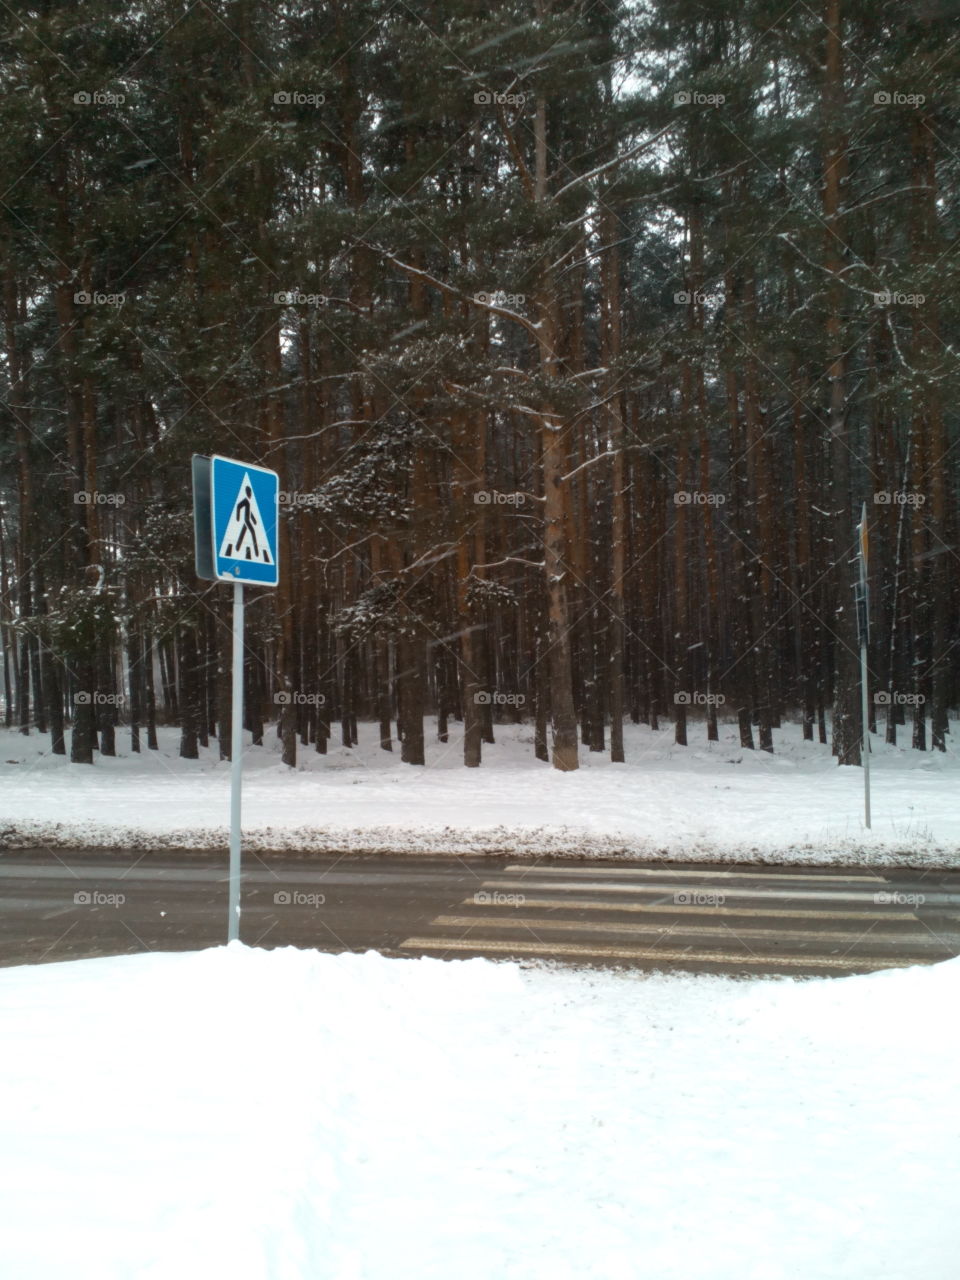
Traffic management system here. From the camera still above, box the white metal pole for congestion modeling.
[228,580,244,942]
[861,637,871,829]
[858,502,871,830]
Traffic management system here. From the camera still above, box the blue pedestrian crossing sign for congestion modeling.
[193,454,279,586]
[212,456,279,585]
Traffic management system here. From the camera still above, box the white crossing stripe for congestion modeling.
[398,936,916,971]
[473,879,928,903]
[470,897,919,922]
[433,915,950,948]
[503,865,884,883]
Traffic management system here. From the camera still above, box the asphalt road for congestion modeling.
[1,850,959,977]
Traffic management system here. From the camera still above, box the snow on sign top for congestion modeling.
[210,455,279,585]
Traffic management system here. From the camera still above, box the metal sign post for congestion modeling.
[228,580,244,941]
[193,454,279,943]
[856,502,871,829]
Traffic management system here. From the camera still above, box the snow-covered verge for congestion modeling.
[0,718,956,866]
[0,945,956,1280]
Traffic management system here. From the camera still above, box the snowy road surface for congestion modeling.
[2,851,959,976]
[0,945,957,1279]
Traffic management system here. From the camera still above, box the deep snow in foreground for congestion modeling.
[0,718,957,865]
[0,946,957,1280]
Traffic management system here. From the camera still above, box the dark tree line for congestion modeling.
[1,0,958,771]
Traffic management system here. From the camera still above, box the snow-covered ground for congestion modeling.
[0,718,956,865]
[0,944,956,1279]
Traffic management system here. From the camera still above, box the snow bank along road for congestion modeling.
[2,721,959,867]
[2,851,959,977]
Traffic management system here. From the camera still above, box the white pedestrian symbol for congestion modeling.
[219,473,274,565]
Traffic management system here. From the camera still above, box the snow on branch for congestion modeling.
[551,126,672,202]
[359,242,542,341]
[561,435,673,484]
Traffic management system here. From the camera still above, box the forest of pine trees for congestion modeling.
[1,0,958,771]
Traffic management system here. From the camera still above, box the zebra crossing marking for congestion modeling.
[398,936,916,971]
[432,914,951,948]
[471,896,919,921]
[503,865,884,883]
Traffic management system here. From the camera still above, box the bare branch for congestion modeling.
[552,125,672,202]
[360,242,542,340]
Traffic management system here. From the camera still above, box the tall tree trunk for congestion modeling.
[534,91,577,771]
[823,0,860,765]
[602,212,626,763]
[178,621,200,760]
